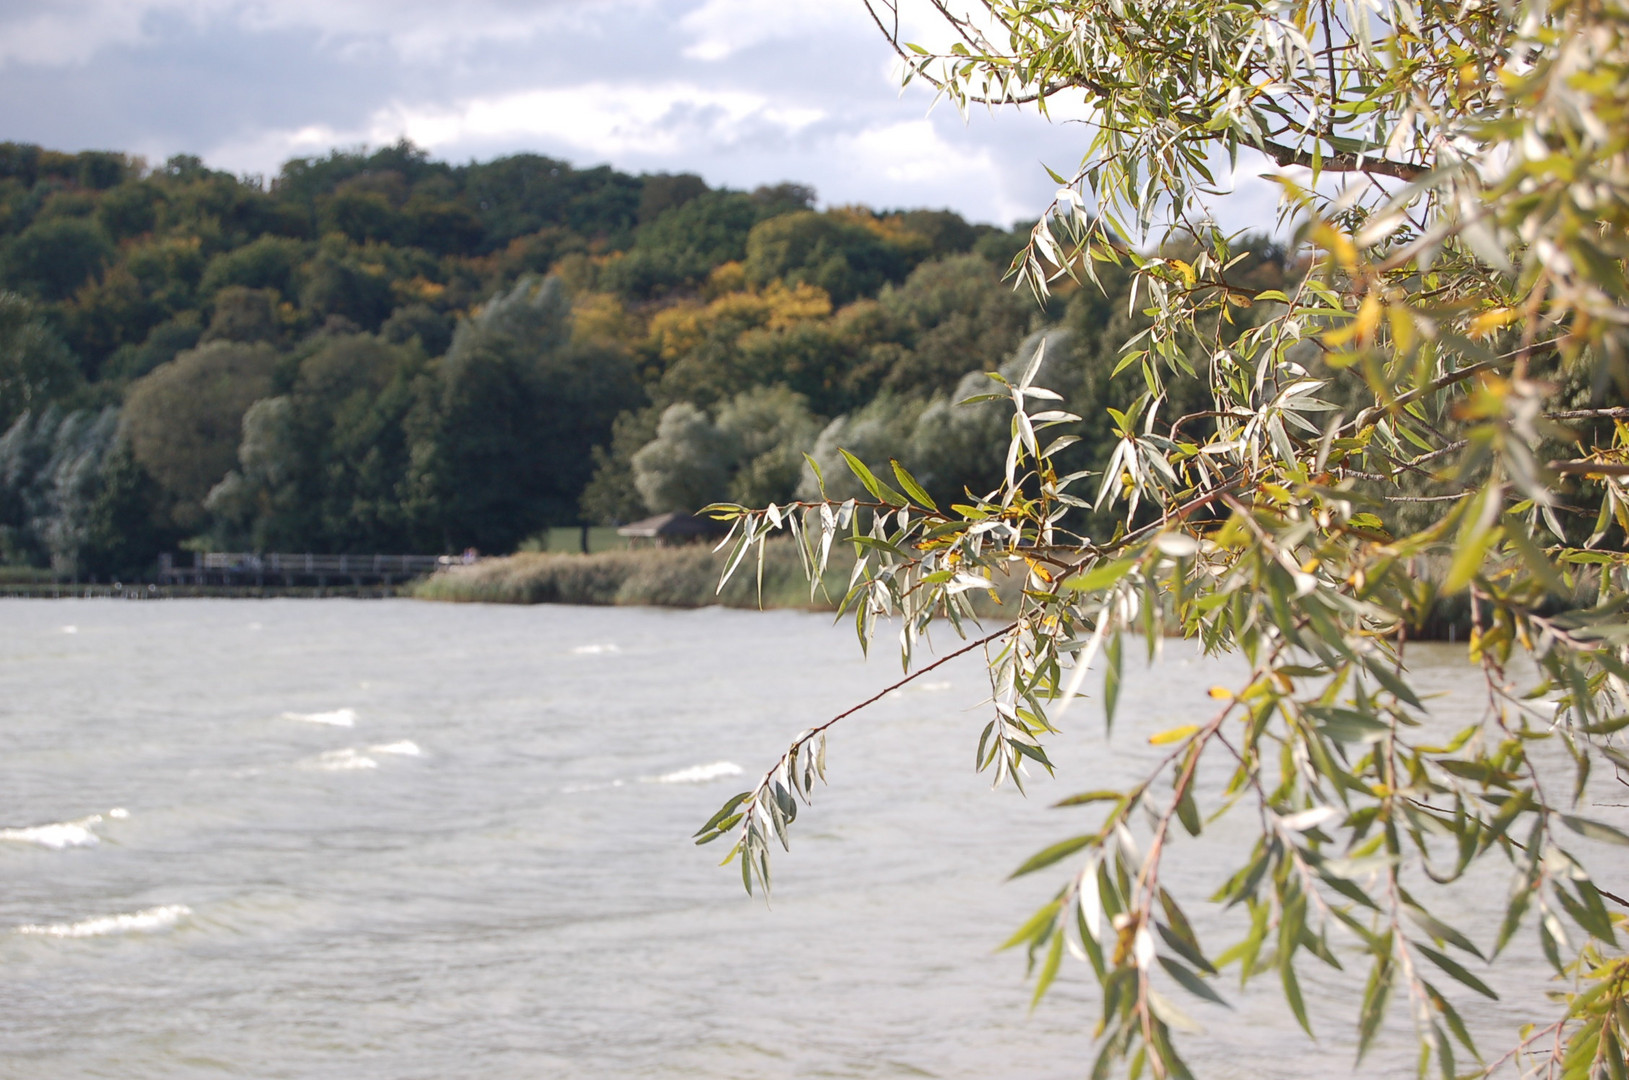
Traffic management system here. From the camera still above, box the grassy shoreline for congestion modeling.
[410,542,849,610]
[409,544,1498,644]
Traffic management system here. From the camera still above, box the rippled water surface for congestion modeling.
[0,599,1593,1078]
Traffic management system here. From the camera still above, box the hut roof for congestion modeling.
[615,512,728,540]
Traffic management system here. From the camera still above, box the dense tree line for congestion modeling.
[0,138,1281,576]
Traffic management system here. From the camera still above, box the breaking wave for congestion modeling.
[301,748,378,772]
[650,761,743,784]
[283,708,357,727]
[15,904,191,938]
[0,809,128,850]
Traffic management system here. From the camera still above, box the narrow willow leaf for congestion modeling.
[1064,557,1138,592]
[1031,930,1066,1008]
[1011,834,1099,878]
[1053,790,1125,808]
[1000,900,1063,951]
[838,448,907,507]
[1156,922,1217,977]
[694,791,752,838]
[1356,952,1394,1061]
[1104,633,1123,728]
[1280,957,1313,1037]
[1561,814,1629,846]
[889,458,939,512]
[1159,956,1230,1007]
[1414,943,1499,1000]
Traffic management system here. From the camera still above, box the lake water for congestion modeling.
[0,599,1595,1078]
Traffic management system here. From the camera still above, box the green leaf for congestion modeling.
[1156,922,1217,976]
[1053,790,1125,808]
[1562,814,1629,846]
[1000,899,1062,951]
[1010,834,1098,877]
[1104,633,1123,728]
[1404,905,1486,960]
[1423,981,1482,1062]
[1580,714,1629,735]
[1414,943,1499,1000]
[1175,786,1202,837]
[802,452,825,493]
[1360,654,1424,710]
[1064,557,1137,592]
[1554,880,1619,944]
[889,458,940,512]
[1356,949,1395,1061]
[1280,956,1313,1037]
[694,791,752,840]
[1159,955,1230,1007]
[1031,929,1065,1008]
[838,448,907,507]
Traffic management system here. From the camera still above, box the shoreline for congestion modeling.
[0,583,412,600]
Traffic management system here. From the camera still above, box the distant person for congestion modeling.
[461,548,478,564]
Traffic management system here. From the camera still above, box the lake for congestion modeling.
[0,599,1580,1078]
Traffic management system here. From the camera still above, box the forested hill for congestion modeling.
[0,139,1286,578]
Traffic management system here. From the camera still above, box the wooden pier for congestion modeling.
[158,552,450,587]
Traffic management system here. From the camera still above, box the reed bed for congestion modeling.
[411,541,853,610]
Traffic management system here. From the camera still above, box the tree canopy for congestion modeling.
[697,1,1629,1077]
[0,137,1055,571]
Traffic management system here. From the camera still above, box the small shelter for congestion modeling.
[615,512,729,548]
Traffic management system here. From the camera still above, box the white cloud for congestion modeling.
[381,83,827,159]
[840,119,992,185]
[0,0,161,66]
[678,0,858,62]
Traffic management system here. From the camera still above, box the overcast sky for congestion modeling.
[0,0,1280,229]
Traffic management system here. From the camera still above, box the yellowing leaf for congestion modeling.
[1386,305,1416,353]
[1469,307,1518,339]
[1207,686,1234,699]
[1150,724,1201,745]
[1310,222,1359,272]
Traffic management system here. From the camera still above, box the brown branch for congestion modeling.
[1350,361,1498,431]
[806,623,1013,738]
[1547,408,1629,421]
[1258,137,1427,181]
[1549,460,1629,477]
[750,622,1014,791]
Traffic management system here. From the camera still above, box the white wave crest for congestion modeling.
[651,761,744,785]
[369,740,422,757]
[561,779,627,794]
[15,904,191,938]
[302,748,378,772]
[0,813,112,850]
[571,643,620,655]
[60,625,78,635]
[283,708,356,727]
